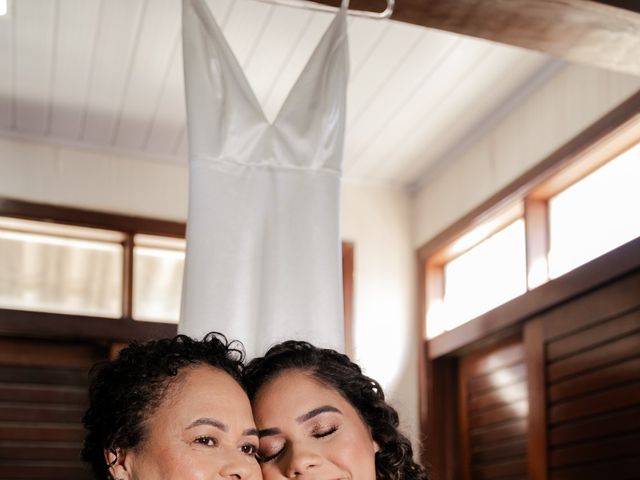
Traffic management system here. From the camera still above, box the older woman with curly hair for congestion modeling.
[82,333,261,480]
[244,340,429,480]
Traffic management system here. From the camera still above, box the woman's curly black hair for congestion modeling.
[244,340,429,480]
[81,332,245,479]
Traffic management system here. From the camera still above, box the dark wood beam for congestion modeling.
[314,0,640,76]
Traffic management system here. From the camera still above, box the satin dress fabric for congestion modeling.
[180,0,349,357]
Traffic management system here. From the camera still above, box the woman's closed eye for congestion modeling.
[311,424,339,439]
[257,442,285,464]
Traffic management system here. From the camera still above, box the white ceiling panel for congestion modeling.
[347,36,494,180]
[0,0,561,190]
[343,30,460,174]
[144,45,185,157]
[14,0,55,134]
[385,49,552,186]
[347,22,425,132]
[81,0,146,145]
[0,10,14,130]
[49,0,102,139]
[113,1,181,150]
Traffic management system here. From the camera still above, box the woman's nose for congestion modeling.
[219,452,259,480]
[284,446,323,478]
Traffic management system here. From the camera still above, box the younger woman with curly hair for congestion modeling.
[82,333,261,480]
[244,340,429,480]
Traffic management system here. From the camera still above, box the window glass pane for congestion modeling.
[133,235,185,323]
[429,220,527,337]
[548,142,640,278]
[0,221,123,317]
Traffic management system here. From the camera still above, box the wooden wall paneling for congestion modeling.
[549,382,640,424]
[0,338,101,479]
[547,332,640,382]
[541,270,640,342]
[541,270,640,480]
[546,307,640,361]
[468,363,527,394]
[524,319,547,480]
[426,355,458,480]
[458,337,529,480]
[549,406,640,446]
[548,356,640,403]
[547,458,640,480]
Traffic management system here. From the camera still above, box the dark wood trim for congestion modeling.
[342,242,355,358]
[0,197,186,237]
[0,309,177,343]
[457,357,471,480]
[313,0,640,76]
[524,319,548,480]
[428,235,640,359]
[417,89,640,261]
[524,197,549,290]
[122,234,134,319]
[425,355,459,480]
[416,259,429,467]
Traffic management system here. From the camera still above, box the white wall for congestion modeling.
[0,137,189,220]
[0,136,419,442]
[341,183,418,442]
[412,63,640,247]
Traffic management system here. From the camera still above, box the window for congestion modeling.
[440,220,526,333]
[426,204,525,338]
[421,96,640,340]
[133,234,185,323]
[548,142,640,278]
[0,217,124,317]
[0,202,186,326]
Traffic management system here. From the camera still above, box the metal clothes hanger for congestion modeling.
[254,0,395,19]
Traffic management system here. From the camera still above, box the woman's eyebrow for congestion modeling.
[258,427,282,438]
[243,428,259,437]
[186,417,227,431]
[296,405,342,423]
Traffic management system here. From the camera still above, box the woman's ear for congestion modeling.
[104,447,133,480]
[373,440,381,454]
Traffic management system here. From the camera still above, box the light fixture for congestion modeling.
[0,0,7,16]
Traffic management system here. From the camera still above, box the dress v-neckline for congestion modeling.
[189,0,348,127]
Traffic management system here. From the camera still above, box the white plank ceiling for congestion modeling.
[0,0,557,190]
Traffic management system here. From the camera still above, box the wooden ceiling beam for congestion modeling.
[314,0,640,76]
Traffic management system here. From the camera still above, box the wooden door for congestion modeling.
[535,270,640,479]
[458,338,529,480]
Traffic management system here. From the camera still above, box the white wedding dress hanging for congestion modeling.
[180,0,349,357]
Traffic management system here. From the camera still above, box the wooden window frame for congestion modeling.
[0,198,185,342]
[416,89,640,477]
[0,198,355,347]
